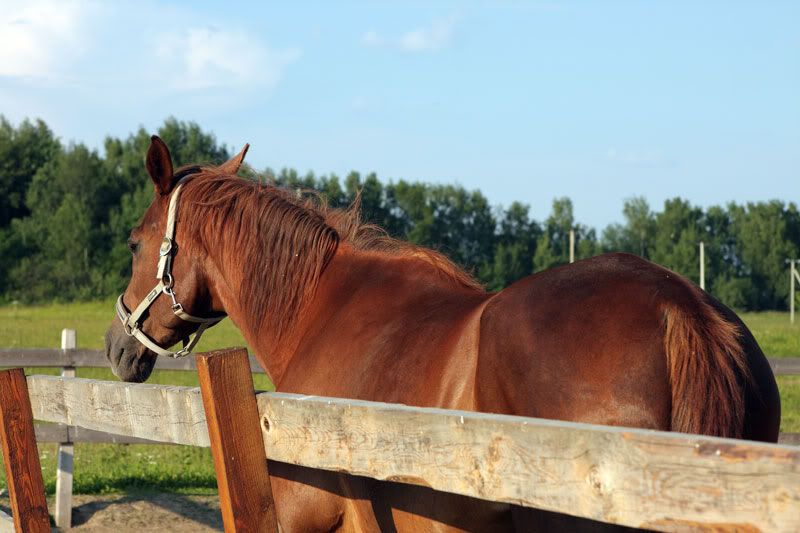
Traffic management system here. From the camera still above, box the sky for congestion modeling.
[1,0,797,229]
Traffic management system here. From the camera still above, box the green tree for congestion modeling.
[730,201,800,309]
[533,197,594,271]
[0,117,60,227]
[650,198,704,283]
[482,202,540,290]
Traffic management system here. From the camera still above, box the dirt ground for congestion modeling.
[1,492,224,532]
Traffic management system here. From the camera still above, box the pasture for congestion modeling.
[0,300,798,499]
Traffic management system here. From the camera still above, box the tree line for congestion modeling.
[1,116,797,310]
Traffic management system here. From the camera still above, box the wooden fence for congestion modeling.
[1,333,800,531]
[2,358,800,531]
[1,348,277,532]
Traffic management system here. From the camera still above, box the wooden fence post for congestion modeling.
[196,348,278,532]
[54,328,76,528]
[0,368,50,533]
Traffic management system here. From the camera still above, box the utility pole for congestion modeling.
[791,259,797,324]
[699,241,705,291]
[569,229,575,264]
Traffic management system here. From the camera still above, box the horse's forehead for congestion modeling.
[135,198,166,234]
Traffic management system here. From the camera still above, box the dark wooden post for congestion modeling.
[196,348,278,532]
[0,368,51,533]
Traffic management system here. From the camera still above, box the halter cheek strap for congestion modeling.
[115,181,226,358]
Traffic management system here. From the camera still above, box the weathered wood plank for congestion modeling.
[0,348,265,372]
[197,349,278,532]
[257,393,800,532]
[0,369,51,533]
[27,375,210,447]
[0,510,14,533]
[33,422,168,444]
[6,349,800,375]
[779,432,800,446]
[24,374,800,531]
[27,420,800,449]
[769,357,800,375]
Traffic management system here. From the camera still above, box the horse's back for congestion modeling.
[475,252,779,441]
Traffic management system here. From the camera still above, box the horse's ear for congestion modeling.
[146,135,175,195]
[218,143,250,175]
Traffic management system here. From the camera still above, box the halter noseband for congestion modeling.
[115,178,226,358]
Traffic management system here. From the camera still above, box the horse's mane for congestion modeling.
[177,167,483,342]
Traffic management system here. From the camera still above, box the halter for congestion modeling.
[115,178,226,358]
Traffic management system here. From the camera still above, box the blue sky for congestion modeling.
[1,1,797,229]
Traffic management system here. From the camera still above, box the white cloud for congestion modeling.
[363,15,457,53]
[155,27,300,91]
[0,0,95,79]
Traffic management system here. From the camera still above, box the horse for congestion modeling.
[105,136,780,532]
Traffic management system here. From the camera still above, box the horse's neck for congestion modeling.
[273,248,486,388]
[211,245,480,386]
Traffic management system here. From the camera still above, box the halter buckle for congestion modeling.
[159,237,174,257]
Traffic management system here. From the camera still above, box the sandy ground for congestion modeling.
[1,492,223,532]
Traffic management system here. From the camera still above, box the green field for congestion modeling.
[0,301,798,496]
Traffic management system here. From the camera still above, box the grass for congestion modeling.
[0,301,798,496]
[739,311,800,357]
[0,299,247,351]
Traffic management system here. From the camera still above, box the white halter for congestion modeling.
[115,179,226,358]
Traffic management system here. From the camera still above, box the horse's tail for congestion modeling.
[662,297,750,438]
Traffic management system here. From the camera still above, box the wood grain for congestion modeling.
[0,369,50,533]
[24,373,800,532]
[256,393,800,532]
[27,375,210,446]
[197,348,277,532]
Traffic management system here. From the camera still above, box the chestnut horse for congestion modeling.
[106,137,780,532]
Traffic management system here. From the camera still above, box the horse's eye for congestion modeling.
[127,239,139,254]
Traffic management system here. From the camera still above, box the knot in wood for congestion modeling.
[586,466,604,495]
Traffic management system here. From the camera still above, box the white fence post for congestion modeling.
[699,241,705,290]
[569,229,575,264]
[54,328,76,529]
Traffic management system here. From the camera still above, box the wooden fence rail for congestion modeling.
[3,347,799,375]
[22,372,800,532]
[0,347,263,373]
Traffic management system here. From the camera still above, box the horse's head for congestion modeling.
[105,136,248,382]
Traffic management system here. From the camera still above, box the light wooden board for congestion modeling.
[0,510,14,533]
[27,375,210,447]
[25,375,800,532]
[257,393,800,532]
[34,422,167,444]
